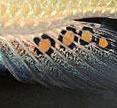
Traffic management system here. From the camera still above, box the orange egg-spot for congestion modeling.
[62,31,74,46]
[39,39,51,53]
[81,31,92,43]
[99,38,108,48]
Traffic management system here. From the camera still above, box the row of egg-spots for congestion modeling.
[32,26,77,56]
[59,25,110,49]
[32,25,110,56]
[80,26,109,48]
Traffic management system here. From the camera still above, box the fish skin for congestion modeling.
[0,0,117,34]
[0,0,117,90]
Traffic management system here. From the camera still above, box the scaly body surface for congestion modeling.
[0,0,117,90]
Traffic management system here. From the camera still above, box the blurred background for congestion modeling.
[0,70,117,108]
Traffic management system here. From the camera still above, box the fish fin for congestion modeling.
[74,17,117,32]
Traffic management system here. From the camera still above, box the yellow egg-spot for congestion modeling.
[21,4,29,16]
[99,38,108,48]
[34,6,41,16]
[0,4,6,15]
[29,0,35,5]
[81,31,92,43]
[11,4,17,16]
[39,39,51,53]
[62,31,74,46]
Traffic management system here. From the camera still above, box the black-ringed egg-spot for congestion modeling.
[58,25,78,49]
[33,34,55,56]
[78,26,95,46]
